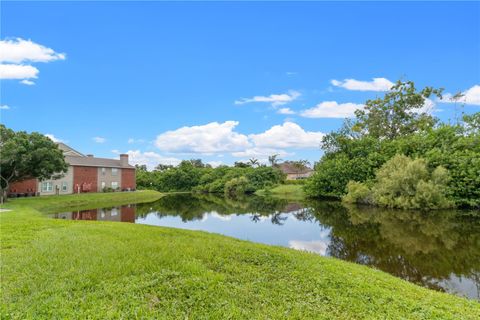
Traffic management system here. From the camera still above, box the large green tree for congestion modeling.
[0,125,68,202]
[352,80,443,139]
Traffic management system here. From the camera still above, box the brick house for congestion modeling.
[9,143,136,196]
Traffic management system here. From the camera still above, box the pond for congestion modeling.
[51,193,480,300]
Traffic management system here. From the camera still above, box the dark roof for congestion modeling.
[65,155,134,169]
[277,162,313,174]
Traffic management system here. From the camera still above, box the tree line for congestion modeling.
[135,160,289,195]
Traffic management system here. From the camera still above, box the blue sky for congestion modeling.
[1,1,479,169]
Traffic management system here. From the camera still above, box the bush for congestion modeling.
[371,155,452,209]
[342,181,373,205]
[224,176,252,196]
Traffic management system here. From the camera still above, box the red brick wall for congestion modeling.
[121,168,136,190]
[121,205,136,223]
[73,166,98,193]
[72,209,97,220]
[9,178,38,194]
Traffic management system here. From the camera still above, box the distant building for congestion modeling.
[277,162,314,180]
[9,143,136,196]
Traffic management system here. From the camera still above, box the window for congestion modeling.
[111,168,118,176]
[101,181,106,189]
[111,181,118,189]
[62,181,68,192]
[101,168,106,175]
[41,181,53,192]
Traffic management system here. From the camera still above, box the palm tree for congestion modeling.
[268,154,282,167]
[292,160,310,174]
[249,158,259,167]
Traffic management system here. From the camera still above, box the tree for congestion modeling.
[135,164,147,171]
[0,125,68,202]
[186,159,207,168]
[234,161,251,168]
[290,160,310,174]
[353,80,443,139]
[268,154,281,167]
[154,164,174,171]
[248,158,259,167]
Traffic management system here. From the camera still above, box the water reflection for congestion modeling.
[52,204,137,222]
[51,193,480,300]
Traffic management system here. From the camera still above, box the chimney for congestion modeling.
[120,154,129,167]
[86,154,94,157]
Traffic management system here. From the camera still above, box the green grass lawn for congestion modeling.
[256,184,306,200]
[1,191,479,319]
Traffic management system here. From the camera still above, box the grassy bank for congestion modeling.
[256,184,306,200]
[3,190,163,213]
[1,192,479,319]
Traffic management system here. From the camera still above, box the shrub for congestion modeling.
[342,181,373,205]
[224,176,251,196]
[372,155,453,209]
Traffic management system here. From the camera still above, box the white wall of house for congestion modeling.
[286,172,313,180]
[38,167,74,195]
[97,167,122,191]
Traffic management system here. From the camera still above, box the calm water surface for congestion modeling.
[52,193,480,300]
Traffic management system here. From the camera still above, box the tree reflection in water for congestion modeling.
[304,200,480,298]
[133,193,479,299]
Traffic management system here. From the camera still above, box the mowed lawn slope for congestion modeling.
[1,192,479,319]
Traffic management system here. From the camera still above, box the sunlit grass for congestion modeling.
[1,191,479,319]
[256,184,305,200]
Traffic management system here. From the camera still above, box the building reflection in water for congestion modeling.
[53,204,136,223]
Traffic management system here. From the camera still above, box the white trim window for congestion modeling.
[61,181,68,192]
[101,181,106,189]
[111,181,118,189]
[101,167,106,175]
[41,181,53,192]
[111,168,118,176]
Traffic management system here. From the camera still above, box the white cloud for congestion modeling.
[331,77,394,91]
[127,138,146,144]
[300,101,364,118]
[249,122,324,149]
[206,161,224,168]
[0,38,65,83]
[0,105,9,110]
[20,79,35,85]
[414,98,437,114]
[125,150,181,170]
[0,38,65,64]
[45,134,63,143]
[232,147,291,159]
[277,107,295,115]
[235,90,301,107]
[0,64,38,79]
[152,121,323,160]
[289,240,328,255]
[209,211,232,221]
[93,136,106,143]
[155,121,251,154]
[441,85,480,106]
